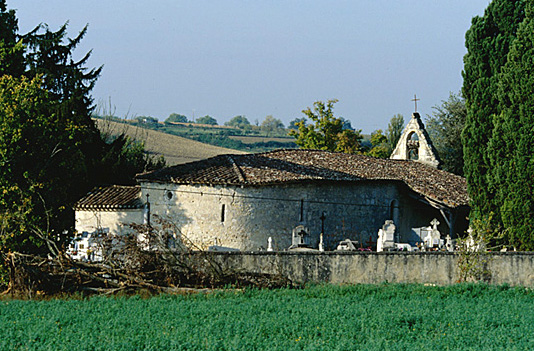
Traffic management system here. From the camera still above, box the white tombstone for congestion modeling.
[267,237,273,252]
[377,220,396,252]
[336,239,358,251]
[395,243,412,252]
[445,235,453,252]
[424,219,442,249]
[318,233,324,252]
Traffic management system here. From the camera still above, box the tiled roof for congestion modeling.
[136,149,469,208]
[75,185,143,210]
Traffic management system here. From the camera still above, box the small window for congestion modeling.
[221,204,225,222]
[165,190,173,200]
[299,199,304,222]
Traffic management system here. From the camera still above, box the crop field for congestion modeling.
[1,284,534,350]
[94,119,246,165]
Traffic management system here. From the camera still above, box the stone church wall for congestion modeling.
[140,181,447,251]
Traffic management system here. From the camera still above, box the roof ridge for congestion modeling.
[227,155,246,183]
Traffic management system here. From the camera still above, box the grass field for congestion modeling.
[2,284,533,350]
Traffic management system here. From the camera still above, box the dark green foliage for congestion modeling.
[487,1,534,249]
[462,0,534,249]
[0,0,23,77]
[2,284,534,350]
[224,115,250,129]
[425,92,466,176]
[0,3,164,254]
[386,113,404,153]
[461,0,526,227]
[195,115,218,125]
[366,129,390,158]
[165,113,188,123]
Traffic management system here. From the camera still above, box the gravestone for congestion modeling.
[267,237,273,252]
[423,218,442,249]
[336,239,359,251]
[377,220,396,252]
[318,233,324,252]
[291,225,310,248]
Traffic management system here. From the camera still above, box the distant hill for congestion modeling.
[94,119,247,165]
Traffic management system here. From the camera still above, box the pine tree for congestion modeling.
[0,0,24,76]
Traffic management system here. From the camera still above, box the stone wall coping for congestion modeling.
[192,251,534,257]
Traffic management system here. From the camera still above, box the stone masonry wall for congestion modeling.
[140,181,446,251]
[202,251,534,286]
[75,209,144,235]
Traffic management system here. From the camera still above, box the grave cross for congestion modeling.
[431,218,440,230]
[411,94,420,112]
[320,212,326,234]
[366,235,376,248]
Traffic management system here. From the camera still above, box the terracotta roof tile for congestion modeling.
[136,149,469,208]
[75,185,143,210]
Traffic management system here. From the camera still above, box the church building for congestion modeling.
[74,113,468,253]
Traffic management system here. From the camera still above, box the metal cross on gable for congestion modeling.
[411,94,420,112]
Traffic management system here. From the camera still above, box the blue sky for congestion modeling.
[14,1,489,133]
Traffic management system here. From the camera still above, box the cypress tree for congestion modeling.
[490,0,534,249]
[461,0,525,229]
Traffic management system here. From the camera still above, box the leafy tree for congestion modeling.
[462,0,525,228]
[165,113,188,123]
[425,92,466,175]
[195,115,218,125]
[289,99,363,153]
[288,117,306,130]
[386,114,404,153]
[224,115,250,129]
[366,130,390,158]
[0,2,165,255]
[260,115,284,135]
[0,75,86,252]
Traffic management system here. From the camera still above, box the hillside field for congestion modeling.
[2,283,533,350]
[94,119,246,165]
[229,135,296,144]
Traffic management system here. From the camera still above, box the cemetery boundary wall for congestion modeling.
[199,252,534,286]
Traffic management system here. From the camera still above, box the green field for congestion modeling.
[2,284,533,350]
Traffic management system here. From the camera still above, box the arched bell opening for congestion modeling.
[407,132,419,160]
